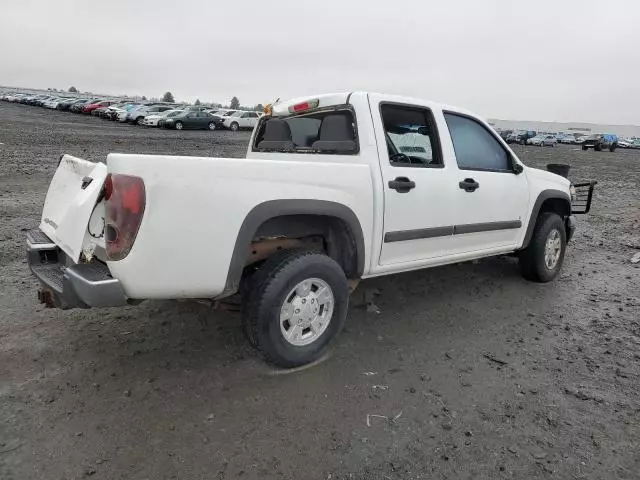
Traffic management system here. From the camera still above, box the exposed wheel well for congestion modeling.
[520,191,571,250]
[539,197,570,218]
[248,214,360,279]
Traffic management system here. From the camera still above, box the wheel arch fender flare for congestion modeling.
[222,200,365,296]
[521,189,571,249]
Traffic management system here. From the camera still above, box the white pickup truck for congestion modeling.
[27,92,595,367]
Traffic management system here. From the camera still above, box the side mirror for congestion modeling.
[513,162,524,174]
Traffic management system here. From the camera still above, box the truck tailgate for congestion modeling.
[40,154,107,262]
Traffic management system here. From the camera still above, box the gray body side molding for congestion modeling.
[222,200,365,297]
[521,189,571,249]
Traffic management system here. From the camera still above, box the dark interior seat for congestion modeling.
[257,119,294,151]
[311,113,356,153]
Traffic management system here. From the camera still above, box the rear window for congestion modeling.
[253,109,358,154]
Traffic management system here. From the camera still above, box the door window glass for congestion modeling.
[380,104,442,168]
[444,113,510,171]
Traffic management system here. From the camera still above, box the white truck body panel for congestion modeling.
[32,91,573,305]
[39,155,107,262]
[105,153,374,299]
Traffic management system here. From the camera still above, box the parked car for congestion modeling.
[71,99,96,113]
[529,134,557,147]
[127,105,176,125]
[161,110,218,130]
[82,100,113,114]
[580,134,617,152]
[617,138,640,149]
[143,109,184,127]
[26,91,596,367]
[507,130,536,145]
[58,98,85,111]
[222,110,262,131]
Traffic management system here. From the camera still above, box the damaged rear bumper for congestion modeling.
[27,229,127,309]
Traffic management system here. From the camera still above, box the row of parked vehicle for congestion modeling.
[495,128,640,151]
[0,92,263,132]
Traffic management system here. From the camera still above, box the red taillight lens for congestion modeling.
[105,174,146,261]
[104,174,113,200]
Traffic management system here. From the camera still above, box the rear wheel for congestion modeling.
[135,117,144,126]
[519,212,566,283]
[230,122,240,132]
[594,144,602,152]
[208,122,216,131]
[609,145,616,152]
[242,250,349,368]
[175,121,183,130]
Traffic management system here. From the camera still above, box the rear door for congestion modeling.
[370,96,458,265]
[443,112,529,253]
[39,155,108,262]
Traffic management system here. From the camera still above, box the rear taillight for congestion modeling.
[105,174,146,261]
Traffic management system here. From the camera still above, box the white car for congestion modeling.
[222,110,262,131]
[142,109,184,127]
[26,91,596,368]
[530,134,557,147]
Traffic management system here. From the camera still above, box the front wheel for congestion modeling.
[230,122,239,132]
[242,250,349,368]
[208,122,216,131]
[519,212,566,282]
[175,121,183,130]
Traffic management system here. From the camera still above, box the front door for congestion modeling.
[371,98,458,266]
[443,112,529,253]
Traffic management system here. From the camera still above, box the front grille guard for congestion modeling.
[571,181,597,214]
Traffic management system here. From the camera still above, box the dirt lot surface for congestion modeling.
[1,102,639,480]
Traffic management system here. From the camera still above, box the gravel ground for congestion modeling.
[1,102,639,480]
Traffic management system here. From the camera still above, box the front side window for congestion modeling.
[444,113,510,171]
[380,104,442,168]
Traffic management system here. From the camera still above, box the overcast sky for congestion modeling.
[1,0,639,124]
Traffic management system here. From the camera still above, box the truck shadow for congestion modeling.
[60,254,554,379]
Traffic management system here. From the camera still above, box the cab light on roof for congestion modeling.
[288,99,319,114]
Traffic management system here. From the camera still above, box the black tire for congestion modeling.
[594,144,602,152]
[242,250,349,367]
[519,212,566,283]
[135,116,144,126]
[208,122,216,131]
[609,145,616,152]
[175,121,183,130]
[230,122,239,132]
[520,139,526,145]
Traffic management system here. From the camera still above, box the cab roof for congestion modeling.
[270,91,475,118]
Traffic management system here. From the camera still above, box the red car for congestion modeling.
[82,100,114,114]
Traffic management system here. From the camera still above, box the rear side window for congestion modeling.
[253,109,358,155]
[444,113,510,171]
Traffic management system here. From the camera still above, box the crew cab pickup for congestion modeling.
[26,92,596,367]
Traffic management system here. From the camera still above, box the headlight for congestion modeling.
[569,185,576,202]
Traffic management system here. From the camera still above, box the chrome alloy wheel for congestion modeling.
[544,229,562,270]
[279,278,334,346]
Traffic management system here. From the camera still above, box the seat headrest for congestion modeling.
[257,119,294,151]
[311,113,356,153]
